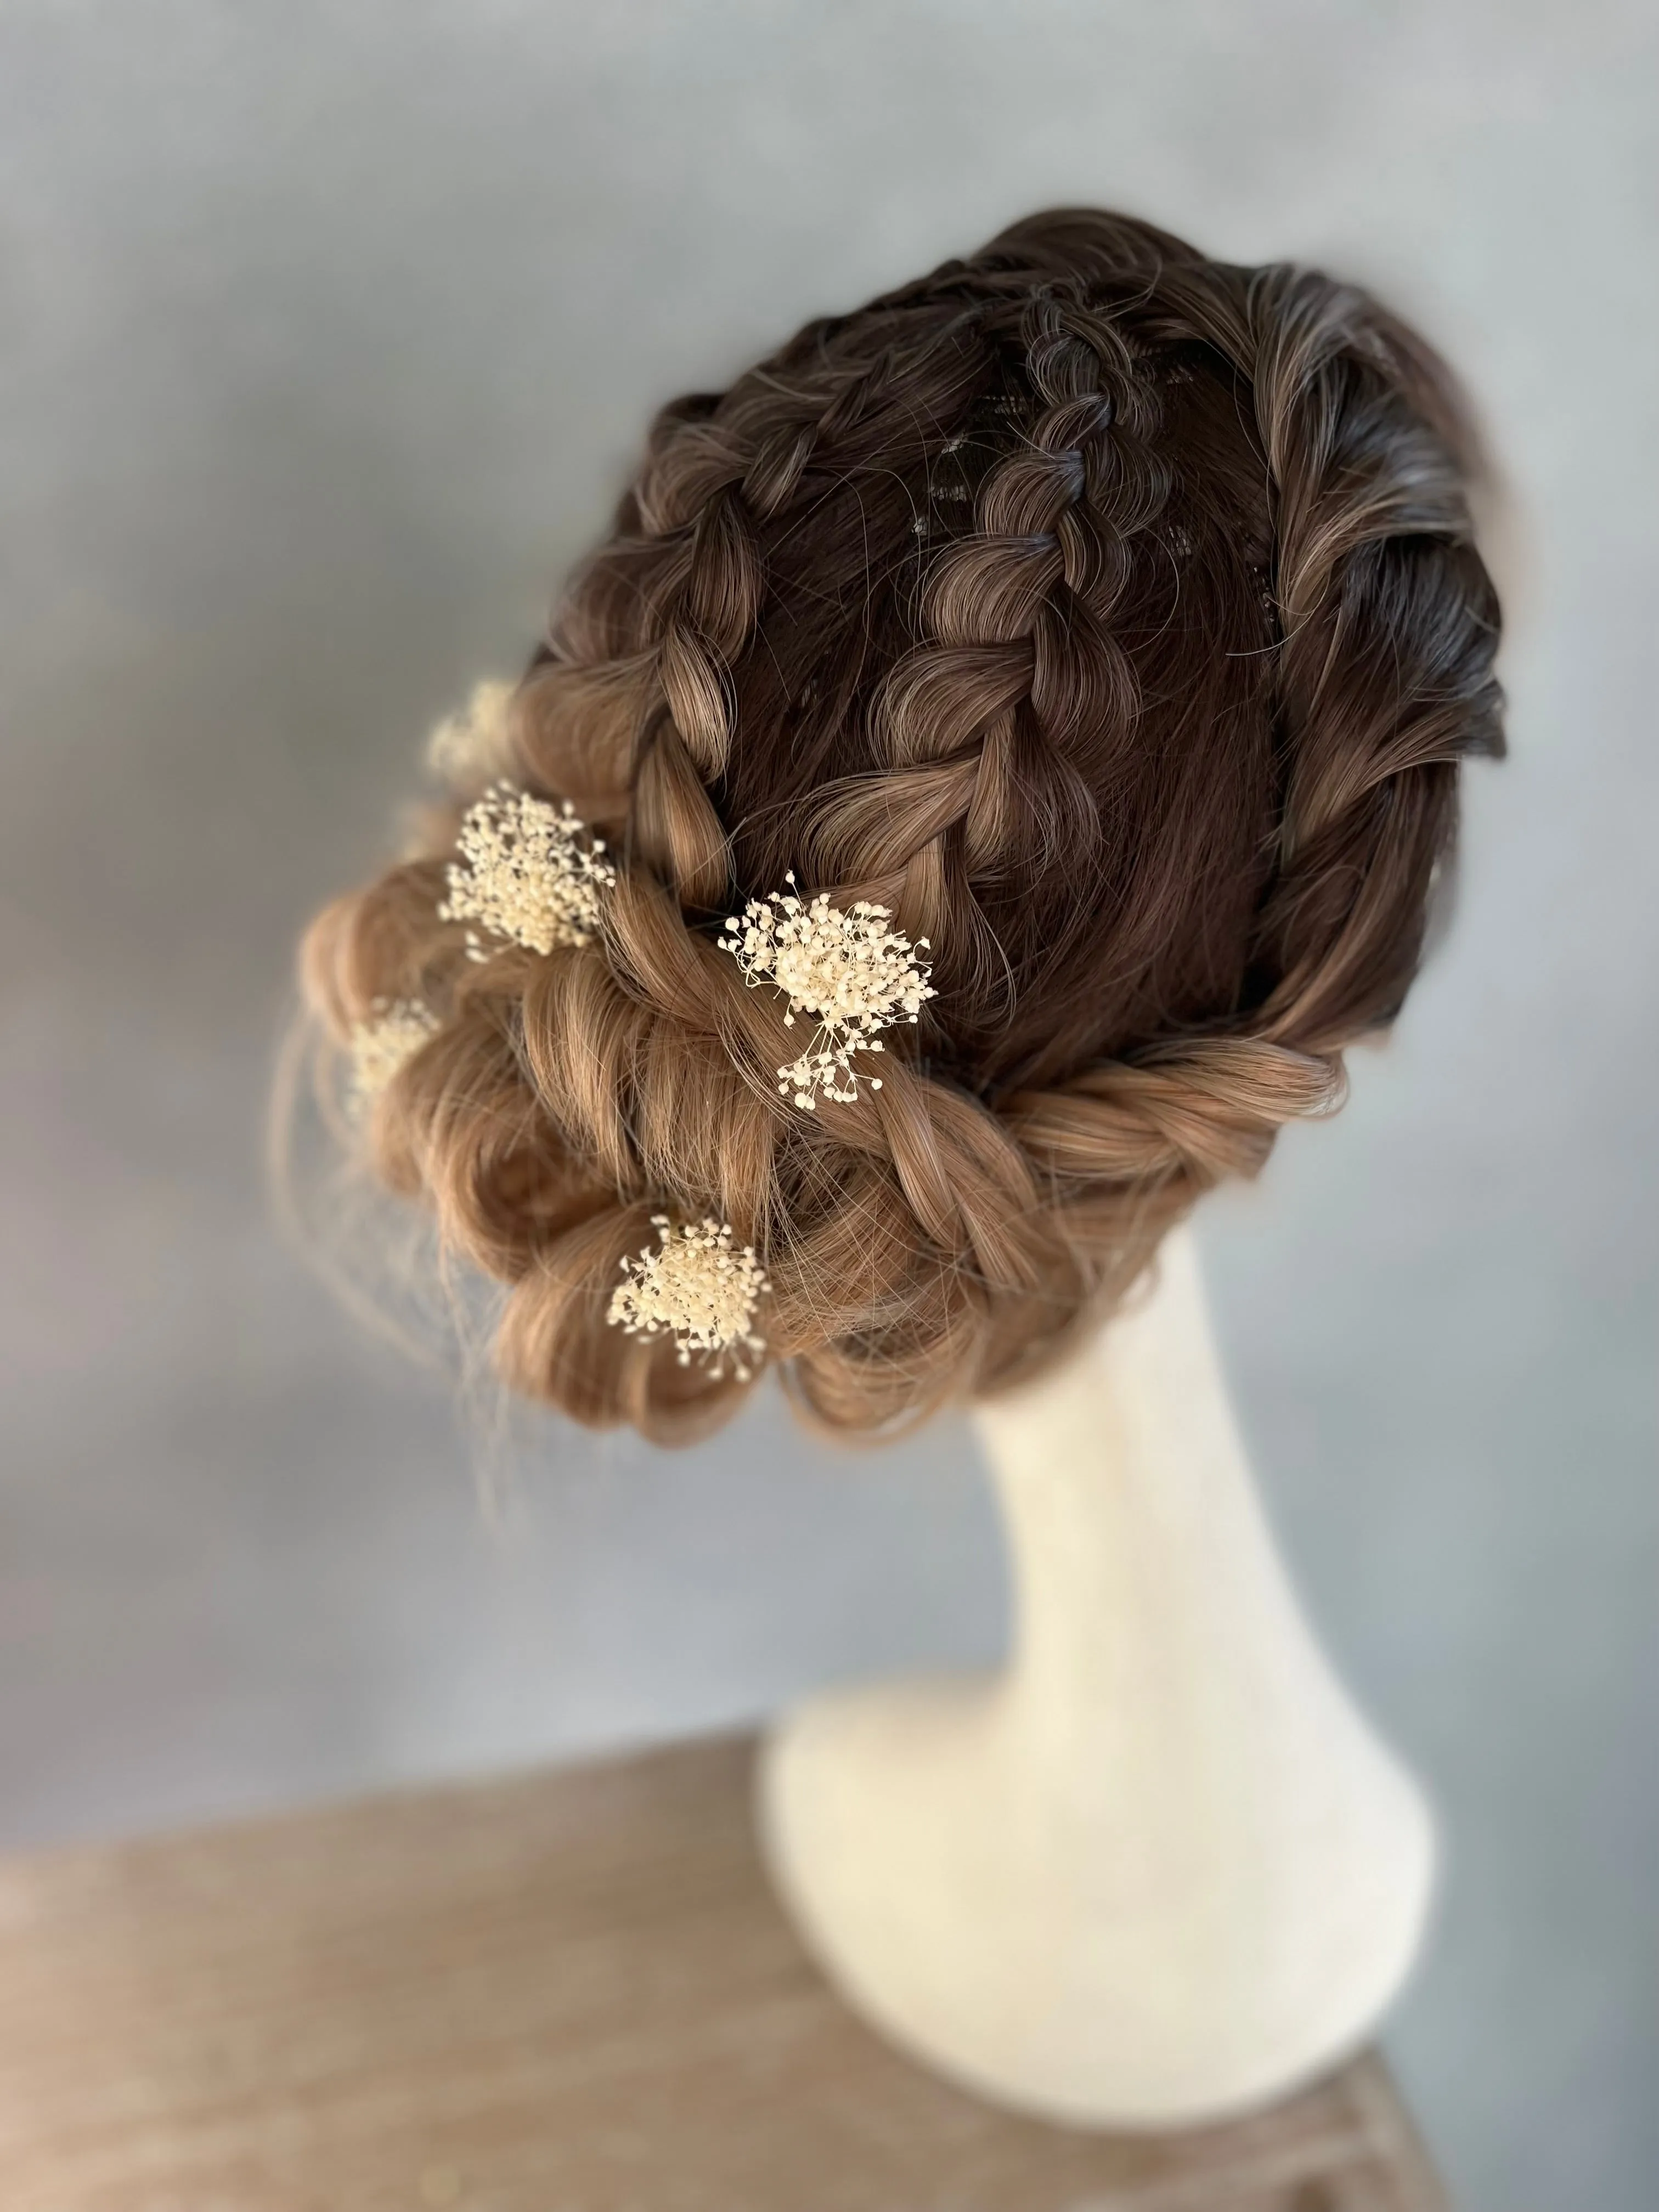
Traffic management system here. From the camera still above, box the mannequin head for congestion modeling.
[300,209,1503,1442]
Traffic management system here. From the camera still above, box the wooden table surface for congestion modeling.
[0,1734,1446,2212]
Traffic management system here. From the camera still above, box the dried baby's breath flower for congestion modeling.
[347,998,441,1114]
[426,679,516,788]
[439,783,616,961]
[719,874,936,1110]
[607,1216,769,1379]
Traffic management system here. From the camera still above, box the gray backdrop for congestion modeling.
[2,5,1654,2208]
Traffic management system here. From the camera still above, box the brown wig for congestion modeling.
[298,209,1504,1443]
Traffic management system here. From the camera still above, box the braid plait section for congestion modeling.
[969,251,1502,1317]
[510,301,991,917]
[973,254,1504,1309]
[804,288,1173,1026]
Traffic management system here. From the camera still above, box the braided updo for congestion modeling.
[300,209,1503,1443]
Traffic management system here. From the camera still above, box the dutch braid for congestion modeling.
[987,251,1502,1295]
[803,285,1172,1039]
[296,210,1502,1442]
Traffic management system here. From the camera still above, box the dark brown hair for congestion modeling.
[300,208,1503,1442]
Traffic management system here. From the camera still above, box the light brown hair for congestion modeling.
[300,209,1503,1443]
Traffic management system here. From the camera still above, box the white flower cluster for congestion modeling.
[347,997,440,1114]
[607,1216,770,1378]
[719,874,936,1109]
[439,783,616,960]
[425,678,516,789]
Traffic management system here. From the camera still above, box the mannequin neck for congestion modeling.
[761,1218,1437,2125]
[970,1226,1305,1714]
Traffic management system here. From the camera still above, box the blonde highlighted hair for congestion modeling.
[298,208,1503,1443]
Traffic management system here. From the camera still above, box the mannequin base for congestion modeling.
[758,1672,1437,2131]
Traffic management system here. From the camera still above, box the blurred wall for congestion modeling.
[1,6,1654,2209]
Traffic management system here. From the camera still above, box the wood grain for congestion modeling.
[0,1734,1446,2211]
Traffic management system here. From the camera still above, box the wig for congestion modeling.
[298,209,1504,1444]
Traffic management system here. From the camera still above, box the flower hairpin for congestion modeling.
[346,997,441,1115]
[439,783,616,961]
[719,874,935,1110]
[607,1216,770,1379]
[425,678,516,789]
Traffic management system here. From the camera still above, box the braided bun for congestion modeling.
[298,209,1503,1443]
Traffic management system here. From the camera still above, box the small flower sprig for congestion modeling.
[607,1216,770,1379]
[439,783,616,961]
[425,678,516,789]
[347,998,441,1115]
[719,874,935,1109]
